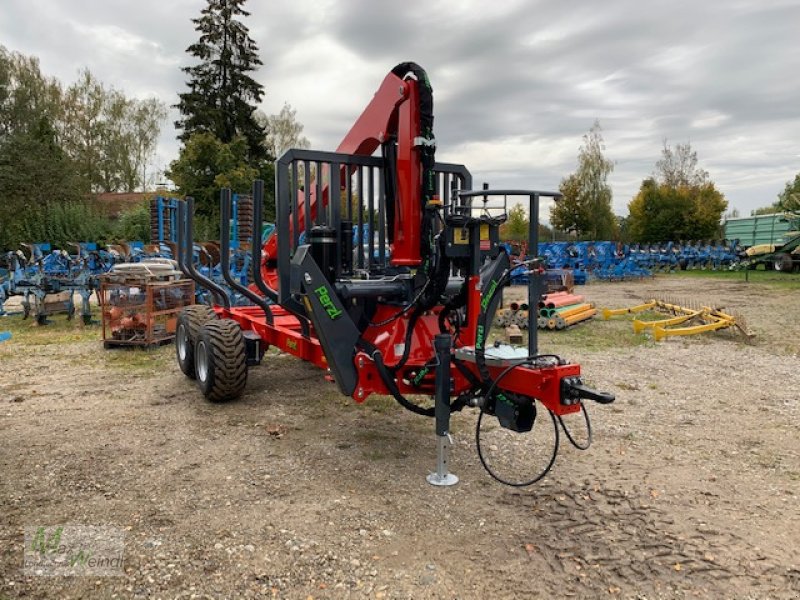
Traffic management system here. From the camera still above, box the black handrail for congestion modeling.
[250,179,311,338]
[180,197,230,309]
[219,188,274,325]
[454,188,562,357]
[250,180,279,303]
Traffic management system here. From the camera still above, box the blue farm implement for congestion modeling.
[1,242,116,323]
[0,194,263,322]
[501,239,743,284]
[172,62,616,488]
[149,193,265,307]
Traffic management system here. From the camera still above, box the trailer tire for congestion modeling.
[194,319,247,403]
[773,253,793,272]
[176,304,217,379]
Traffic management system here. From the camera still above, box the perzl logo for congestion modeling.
[481,280,498,310]
[314,285,342,320]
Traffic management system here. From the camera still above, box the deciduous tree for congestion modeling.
[550,121,617,240]
[502,204,529,241]
[654,140,708,188]
[777,173,800,212]
[167,132,258,232]
[627,141,727,242]
[627,179,727,242]
[257,103,310,159]
[62,70,166,193]
[753,173,800,214]
[1,46,166,248]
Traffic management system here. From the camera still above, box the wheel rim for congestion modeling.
[177,323,188,361]
[196,340,209,382]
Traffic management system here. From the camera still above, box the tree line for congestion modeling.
[3,0,796,250]
[0,47,167,248]
[546,123,731,244]
[0,0,311,250]
[169,0,309,237]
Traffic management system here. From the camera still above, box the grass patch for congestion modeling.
[491,318,652,352]
[669,269,800,289]
[544,320,651,351]
[365,394,402,414]
[0,312,100,346]
[103,345,172,371]
[633,309,674,322]
[1,310,172,371]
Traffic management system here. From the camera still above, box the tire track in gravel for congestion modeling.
[499,481,800,598]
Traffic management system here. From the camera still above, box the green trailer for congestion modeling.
[724,212,800,248]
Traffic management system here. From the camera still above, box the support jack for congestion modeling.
[427,333,459,487]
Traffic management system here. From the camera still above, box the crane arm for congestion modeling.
[261,62,435,290]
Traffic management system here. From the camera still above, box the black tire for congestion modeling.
[194,319,247,403]
[176,304,217,378]
[773,253,793,272]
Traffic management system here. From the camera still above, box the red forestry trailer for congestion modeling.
[173,62,614,486]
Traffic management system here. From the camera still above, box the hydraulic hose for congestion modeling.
[371,346,435,417]
[557,403,592,451]
[476,409,559,487]
[475,353,564,486]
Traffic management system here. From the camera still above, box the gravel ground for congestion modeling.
[1,274,799,599]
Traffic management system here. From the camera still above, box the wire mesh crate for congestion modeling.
[99,278,194,348]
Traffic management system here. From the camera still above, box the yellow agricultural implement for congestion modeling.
[603,298,752,342]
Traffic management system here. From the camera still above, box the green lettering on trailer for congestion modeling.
[314,285,343,320]
[481,279,499,310]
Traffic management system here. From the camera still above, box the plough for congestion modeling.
[603,298,752,342]
[0,194,268,321]
[1,243,115,323]
[503,240,743,285]
[173,62,616,487]
[150,194,264,308]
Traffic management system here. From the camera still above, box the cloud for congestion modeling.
[2,0,799,215]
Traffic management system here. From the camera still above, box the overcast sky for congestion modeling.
[3,0,799,219]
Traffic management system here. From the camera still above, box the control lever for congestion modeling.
[561,376,615,405]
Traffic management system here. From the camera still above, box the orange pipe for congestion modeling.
[547,294,585,309]
[537,290,570,309]
[554,308,597,330]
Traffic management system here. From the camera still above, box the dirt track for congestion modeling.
[1,275,799,599]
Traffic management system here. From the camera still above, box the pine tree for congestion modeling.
[175,0,266,162]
